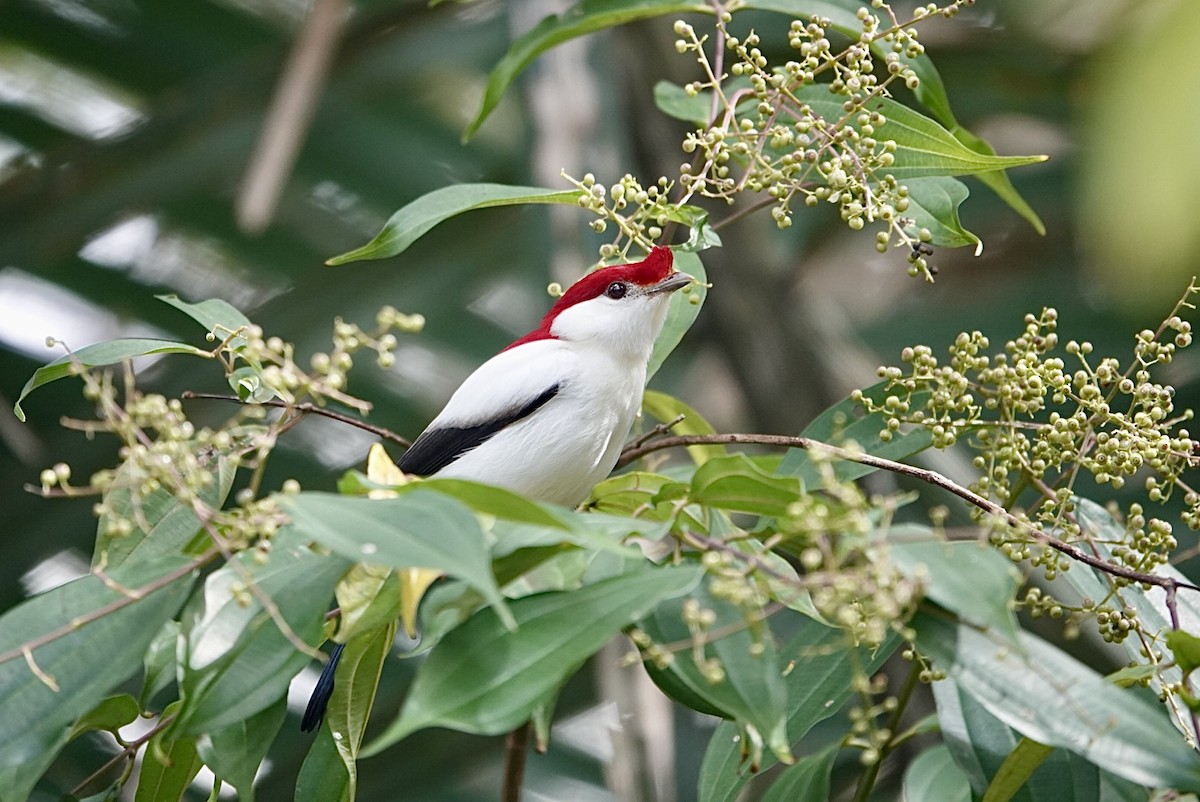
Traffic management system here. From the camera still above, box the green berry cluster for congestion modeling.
[565,172,683,259]
[861,285,1199,531]
[222,308,422,410]
[565,3,972,275]
[38,305,424,560]
[855,285,1199,654]
[666,3,970,278]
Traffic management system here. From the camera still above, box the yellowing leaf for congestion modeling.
[400,568,443,639]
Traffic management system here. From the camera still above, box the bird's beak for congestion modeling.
[647,272,695,295]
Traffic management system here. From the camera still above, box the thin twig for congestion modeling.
[618,433,1200,596]
[71,712,177,796]
[181,391,411,447]
[626,414,686,452]
[0,551,217,668]
[852,659,921,802]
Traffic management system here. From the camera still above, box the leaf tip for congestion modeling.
[12,402,26,422]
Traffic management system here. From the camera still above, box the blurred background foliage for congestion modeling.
[1,0,1197,799]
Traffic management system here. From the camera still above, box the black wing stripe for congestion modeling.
[397,382,561,476]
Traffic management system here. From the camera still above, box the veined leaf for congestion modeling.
[887,526,1022,644]
[915,613,1200,790]
[903,744,973,802]
[68,694,140,741]
[157,294,253,344]
[793,85,1046,179]
[135,702,203,802]
[905,176,981,251]
[14,338,208,422]
[698,623,899,802]
[760,745,838,802]
[314,619,398,797]
[640,583,792,765]
[1065,496,1200,736]
[326,184,584,264]
[363,563,703,754]
[691,453,803,517]
[778,382,934,488]
[196,698,287,802]
[648,250,706,380]
[951,124,1046,235]
[464,1,712,141]
[176,536,351,735]
[94,452,235,570]
[0,555,196,800]
[280,490,513,629]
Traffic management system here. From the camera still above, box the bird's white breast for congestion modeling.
[427,339,646,506]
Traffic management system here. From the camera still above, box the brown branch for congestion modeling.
[0,550,218,668]
[180,391,411,448]
[502,721,531,802]
[618,433,1200,596]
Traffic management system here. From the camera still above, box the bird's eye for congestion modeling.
[605,282,628,299]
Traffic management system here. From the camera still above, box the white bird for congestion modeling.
[302,245,694,731]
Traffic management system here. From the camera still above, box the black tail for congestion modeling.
[301,642,345,732]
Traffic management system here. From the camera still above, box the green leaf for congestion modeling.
[586,471,697,525]
[652,79,720,126]
[791,85,1046,180]
[760,744,838,802]
[68,694,141,741]
[363,563,703,754]
[904,176,981,251]
[140,620,180,707]
[744,0,956,124]
[298,621,397,802]
[935,674,1136,802]
[1167,631,1200,675]
[279,490,513,629]
[887,527,1022,643]
[410,479,571,530]
[642,389,724,465]
[698,623,900,802]
[903,744,973,802]
[135,705,203,802]
[691,453,803,517]
[648,250,706,380]
[640,583,792,765]
[951,125,1046,235]
[156,294,253,344]
[295,728,349,802]
[915,612,1200,790]
[0,555,195,801]
[667,203,722,252]
[777,381,934,488]
[981,737,1055,802]
[326,184,584,264]
[652,79,1043,182]
[464,0,711,141]
[95,453,235,570]
[13,338,208,422]
[196,698,286,802]
[175,536,351,735]
[1065,497,1200,715]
